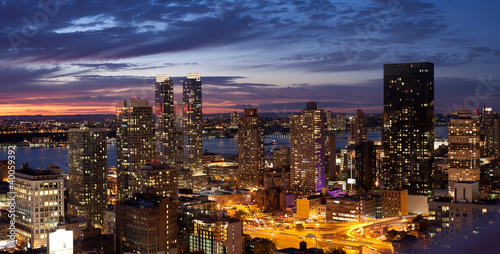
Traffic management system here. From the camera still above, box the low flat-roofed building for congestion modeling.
[296,195,323,220]
[189,216,243,254]
[325,194,376,222]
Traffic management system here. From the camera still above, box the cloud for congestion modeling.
[1,0,500,115]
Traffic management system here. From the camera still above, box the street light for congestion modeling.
[316,223,319,232]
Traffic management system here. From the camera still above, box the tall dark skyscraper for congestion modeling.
[290,102,325,196]
[155,74,175,163]
[382,62,434,196]
[67,127,107,227]
[116,98,155,201]
[238,108,264,188]
[355,140,376,192]
[183,73,203,175]
[324,133,336,182]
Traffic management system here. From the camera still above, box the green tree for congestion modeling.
[233,209,247,222]
[386,229,398,241]
[261,239,277,254]
[295,223,304,231]
[325,247,346,254]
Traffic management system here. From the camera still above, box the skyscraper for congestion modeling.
[482,106,500,157]
[230,111,240,128]
[355,140,376,192]
[324,133,336,182]
[67,127,107,227]
[183,73,203,175]
[237,108,264,188]
[290,102,325,196]
[326,111,333,131]
[382,62,434,195]
[335,113,347,131]
[155,74,175,163]
[116,98,154,202]
[349,109,367,145]
[448,109,480,189]
[174,99,185,164]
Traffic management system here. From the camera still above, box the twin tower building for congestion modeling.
[115,73,203,201]
[67,73,203,231]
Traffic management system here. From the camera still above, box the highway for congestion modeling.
[244,215,417,253]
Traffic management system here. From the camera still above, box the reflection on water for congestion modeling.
[0,126,447,173]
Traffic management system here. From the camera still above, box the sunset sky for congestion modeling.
[1,0,500,115]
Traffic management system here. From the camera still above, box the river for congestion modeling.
[0,126,447,173]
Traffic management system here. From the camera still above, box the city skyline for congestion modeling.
[1,1,500,115]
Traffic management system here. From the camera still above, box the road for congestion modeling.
[244,215,416,253]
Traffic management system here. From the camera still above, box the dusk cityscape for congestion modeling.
[1,1,500,254]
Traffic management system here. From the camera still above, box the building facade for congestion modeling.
[382,62,435,195]
[116,98,155,202]
[155,74,175,163]
[117,195,177,254]
[325,195,377,221]
[290,102,326,196]
[381,189,408,218]
[355,140,376,192]
[183,73,203,175]
[349,109,367,145]
[448,110,480,189]
[238,108,264,188]
[14,167,64,249]
[428,182,500,248]
[189,217,243,254]
[136,162,179,199]
[324,133,336,182]
[67,127,107,227]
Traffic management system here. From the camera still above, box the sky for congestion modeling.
[1,0,500,116]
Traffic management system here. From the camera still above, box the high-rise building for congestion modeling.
[324,133,337,182]
[14,166,65,249]
[339,148,354,182]
[117,194,177,254]
[67,127,107,228]
[290,102,325,195]
[448,110,480,189]
[183,73,203,175]
[482,107,500,157]
[174,100,185,165]
[382,62,434,195]
[189,217,243,254]
[230,111,240,128]
[136,162,179,199]
[349,109,367,145]
[326,111,333,131]
[238,108,264,188]
[355,140,376,192]
[155,74,175,163]
[116,98,154,201]
[335,113,347,131]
